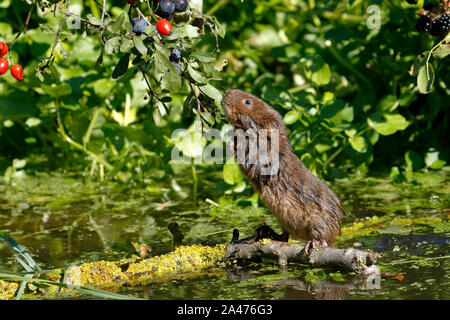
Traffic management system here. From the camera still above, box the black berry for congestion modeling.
[174,0,188,12]
[157,0,175,19]
[429,14,450,36]
[170,49,181,62]
[422,2,436,11]
[415,15,431,33]
[405,0,418,4]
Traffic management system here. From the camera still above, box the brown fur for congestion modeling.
[223,89,344,246]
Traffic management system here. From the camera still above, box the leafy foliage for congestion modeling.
[0,0,448,189]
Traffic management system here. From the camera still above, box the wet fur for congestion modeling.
[223,89,344,246]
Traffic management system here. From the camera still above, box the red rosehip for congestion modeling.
[10,64,23,81]
[157,19,172,35]
[0,58,9,75]
[0,42,8,57]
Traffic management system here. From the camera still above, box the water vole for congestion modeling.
[223,89,344,250]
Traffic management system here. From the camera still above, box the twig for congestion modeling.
[8,0,36,57]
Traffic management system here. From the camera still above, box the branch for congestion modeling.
[224,240,380,276]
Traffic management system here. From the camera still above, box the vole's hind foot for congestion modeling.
[230,225,289,244]
[304,239,328,255]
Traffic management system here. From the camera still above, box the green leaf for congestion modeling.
[42,83,72,98]
[283,110,299,125]
[191,52,215,62]
[349,136,367,153]
[133,36,148,57]
[410,53,428,77]
[168,24,199,40]
[432,44,450,60]
[124,19,133,33]
[367,112,410,136]
[199,84,223,103]
[300,56,331,87]
[377,95,398,112]
[223,158,244,185]
[305,270,327,283]
[88,16,103,26]
[405,150,422,172]
[144,26,158,38]
[155,50,181,91]
[329,272,347,282]
[120,39,134,53]
[111,12,125,32]
[112,53,130,80]
[417,63,434,94]
[425,150,446,169]
[213,17,226,38]
[187,65,207,84]
[105,37,120,55]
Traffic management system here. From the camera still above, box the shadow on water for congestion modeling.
[0,170,449,299]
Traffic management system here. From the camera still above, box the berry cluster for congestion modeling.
[412,1,450,36]
[430,14,450,35]
[156,0,189,19]
[0,42,23,81]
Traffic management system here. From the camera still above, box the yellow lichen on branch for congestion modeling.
[0,243,228,299]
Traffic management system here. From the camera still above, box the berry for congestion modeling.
[174,0,188,12]
[156,0,175,19]
[131,18,149,34]
[170,48,181,62]
[0,58,9,75]
[171,61,182,72]
[0,42,8,56]
[157,19,172,35]
[405,0,418,4]
[415,15,431,33]
[125,0,134,3]
[429,14,450,36]
[10,64,23,81]
[422,2,436,11]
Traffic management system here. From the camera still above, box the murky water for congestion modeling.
[0,169,449,299]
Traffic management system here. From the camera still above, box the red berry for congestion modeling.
[10,64,23,81]
[0,58,9,75]
[125,0,134,3]
[157,19,172,35]
[0,42,8,56]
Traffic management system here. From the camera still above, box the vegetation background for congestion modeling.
[0,0,449,193]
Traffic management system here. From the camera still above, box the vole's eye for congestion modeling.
[243,99,253,107]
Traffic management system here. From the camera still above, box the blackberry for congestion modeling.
[422,2,436,11]
[415,15,431,33]
[156,0,175,19]
[405,0,418,4]
[429,14,450,36]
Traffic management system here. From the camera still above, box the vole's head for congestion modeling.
[223,89,285,132]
